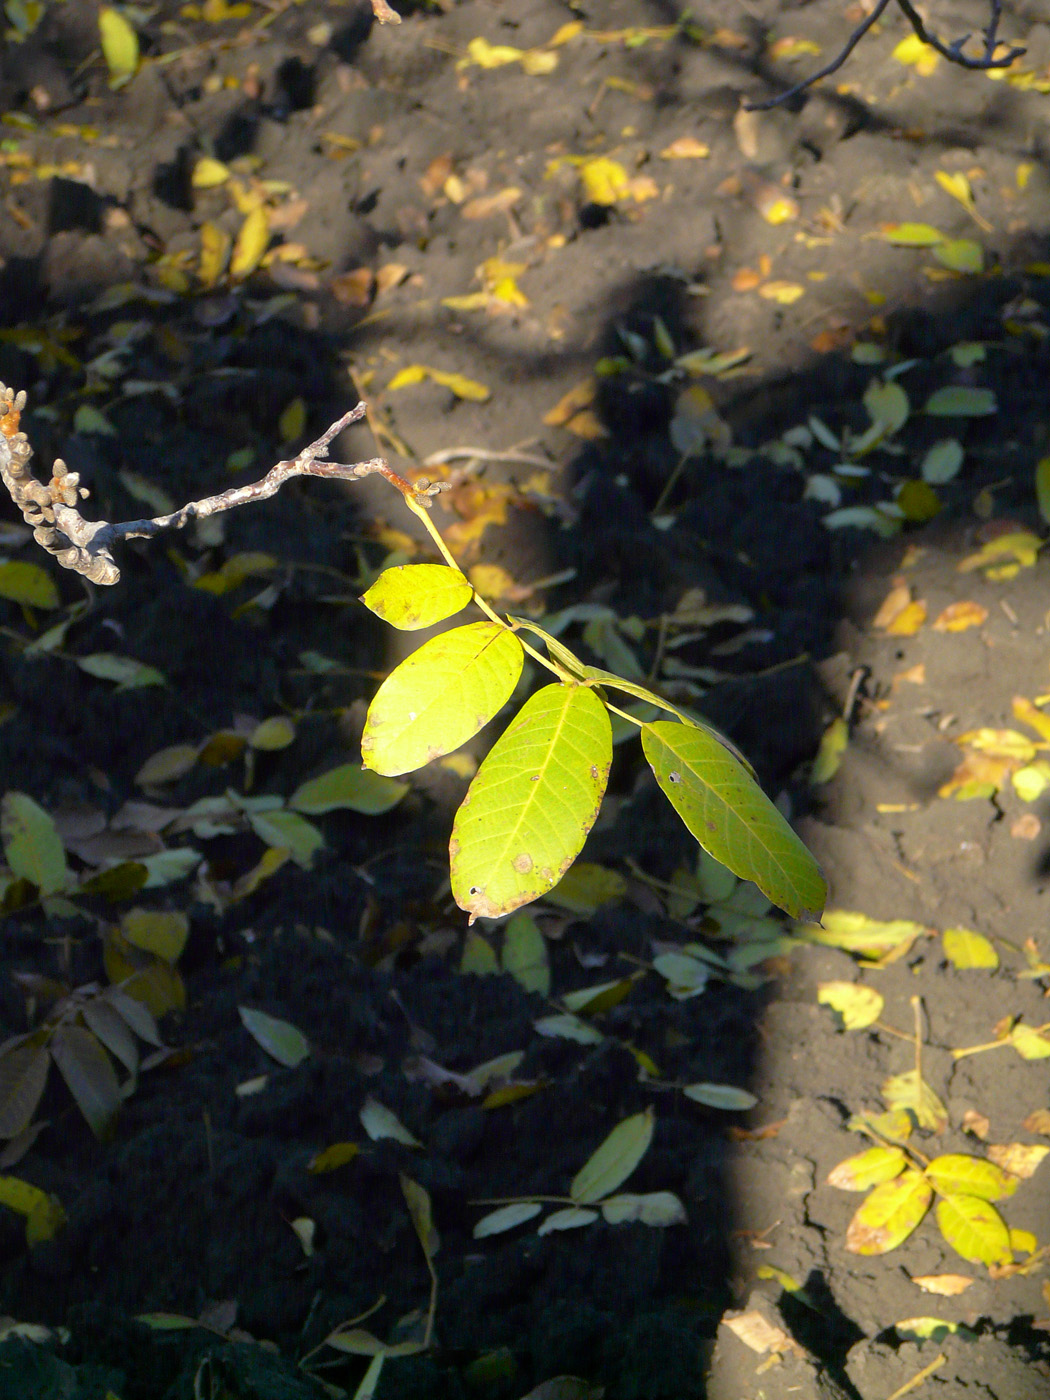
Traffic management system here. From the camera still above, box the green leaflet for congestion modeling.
[1,792,68,897]
[450,683,612,922]
[361,563,473,631]
[362,622,524,776]
[640,720,826,920]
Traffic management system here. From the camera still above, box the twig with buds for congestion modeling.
[0,384,448,587]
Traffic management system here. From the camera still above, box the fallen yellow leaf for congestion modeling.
[659,136,710,160]
[884,599,926,635]
[893,32,940,74]
[387,365,491,401]
[544,378,597,427]
[872,581,912,629]
[758,281,804,304]
[932,601,987,632]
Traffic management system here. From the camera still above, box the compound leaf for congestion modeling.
[935,1193,1012,1266]
[450,683,611,921]
[49,1024,122,1140]
[362,564,474,631]
[641,721,825,919]
[925,1155,1018,1202]
[363,622,523,776]
[571,1108,653,1204]
[845,1169,932,1255]
[1,792,68,897]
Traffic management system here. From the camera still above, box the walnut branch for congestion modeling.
[746,0,1025,110]
[0,384,448,587]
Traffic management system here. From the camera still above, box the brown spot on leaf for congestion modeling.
[513,852,533,873]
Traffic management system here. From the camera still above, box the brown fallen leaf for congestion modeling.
[910,1273,974,1296]
[461,187,521,219]
[962,1109,990,1139]
[1011,813,1042,841]
[722,1309,804,1358]
[933,601,988,632]
[420,153,453,199]
[890,662,926,694]
[375,263,409,295]
[1023,1109,1050,1137]
[987,1142,1050,1179]
[330,267,374,307]
[872,581,912,629]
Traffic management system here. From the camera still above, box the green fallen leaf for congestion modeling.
[76,654,166,689]
[571,1108,654,1204]
[1,791,68,896]
[0,561,59,608]
[238,1006,310,1068]
[683,1083,758,1110]
[290,764,409,815]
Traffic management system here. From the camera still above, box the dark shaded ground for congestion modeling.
[2,1,1050,1397]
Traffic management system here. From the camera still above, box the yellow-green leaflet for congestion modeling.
[571,1109,654,1204]
[362,622,524,776]
[450,683,611,921]
[641,721,826,919]
[361,564,474,631]
[935,1194,1012,1266]
[98,6,139,86]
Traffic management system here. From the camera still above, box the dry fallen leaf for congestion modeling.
[987,1143,1049,1179]
[1023,1109,1050,1136]
[962,1109,990,1140]
[722,1309,802,1357]
[1011,813,1042,840]
[932,601,988,632]
[330,267,374,307]
[872,582,913,629]
[659,136,710,160]
[910,1273,975,1296]
[461,187,521,219]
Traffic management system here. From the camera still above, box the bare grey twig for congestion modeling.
[0,384,448,587]
[746,0,1025,110]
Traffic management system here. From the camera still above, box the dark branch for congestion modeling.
[746,0,1026,111]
